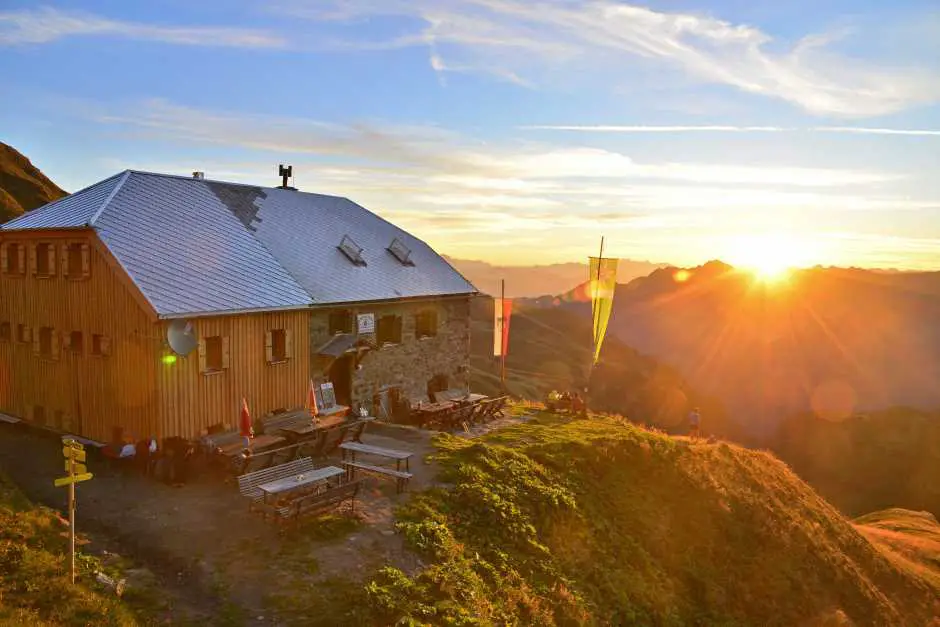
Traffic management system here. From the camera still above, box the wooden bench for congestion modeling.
[256,479,361,526]
[236,457,315,511]
[343,461,413,494]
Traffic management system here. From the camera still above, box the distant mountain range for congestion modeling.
[0,142,65,223]
[544,261,940,436]
[445,255,666,298]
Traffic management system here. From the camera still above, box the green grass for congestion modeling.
[0,471,141,626]
[359,410,940,626]
[855,508,940,594]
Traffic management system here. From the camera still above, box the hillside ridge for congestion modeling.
[0,142,66,223]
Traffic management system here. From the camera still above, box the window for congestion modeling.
[328,310,353,335]
[91,334,111,357]
[38,327,54,358]
[387,237,414,266]
[66,331,84,354]
[199,335,229,373]
[0,322,10,342]
[1,243,24,275]
[66,243,90,279]
[416,310,438,339]
[376,314,402,345]
[16,324,30,344]
[35,242,55,277]
[337,234,367,266]
[266,329,291,363]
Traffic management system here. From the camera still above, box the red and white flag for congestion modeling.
[307,380,320,418]
[493,297,513,357]
[239,397,254,439]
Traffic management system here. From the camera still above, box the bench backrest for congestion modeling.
[237,457,315,500]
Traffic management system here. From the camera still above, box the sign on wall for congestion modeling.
[357,313,375,334]
[320,382,337,408]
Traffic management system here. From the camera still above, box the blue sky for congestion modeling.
[2,0,939,270]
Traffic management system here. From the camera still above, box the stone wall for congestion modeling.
[309,297,472,412]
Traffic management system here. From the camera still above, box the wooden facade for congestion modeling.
[0,229,310,443]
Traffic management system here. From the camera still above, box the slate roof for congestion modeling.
[2,170,477,317]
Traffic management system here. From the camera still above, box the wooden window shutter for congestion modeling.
[62,331,72,351]
[52,330,61,360]
[198,338,207,373]
[0,245,7,273]
[32,327,40,355]
[16,246,25,274]
[81,244,90,277]
[222,337,231,369]
[100,335,111,356]
[395,316,403,343]
[28,244,37,275]
[285,330,293,359]
[60,244,69,276]
[264,331,273,363]
[46,245,56,276]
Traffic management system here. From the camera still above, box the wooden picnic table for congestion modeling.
[410,401,456,429]
[258,465,345,504]
[340,441,413,472]
[218,433,286,458]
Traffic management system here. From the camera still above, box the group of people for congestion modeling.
[111,436,195,485]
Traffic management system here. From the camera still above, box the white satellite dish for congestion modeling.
[167,319,198,356]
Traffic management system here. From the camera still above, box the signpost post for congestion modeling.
[56,438,93,584]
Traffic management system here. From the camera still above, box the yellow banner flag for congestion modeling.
[589,256,618,365]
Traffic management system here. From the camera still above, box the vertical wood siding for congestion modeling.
[157,311,310,438]
[0,229,160,443]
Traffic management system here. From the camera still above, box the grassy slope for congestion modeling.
[0,142,66,223]
[856,509,940,595]
[364,412,939,626]
[0,471,140,626]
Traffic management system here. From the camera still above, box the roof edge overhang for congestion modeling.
[0,226,92,234]
[157,303,313,320]
[307,291,479,310]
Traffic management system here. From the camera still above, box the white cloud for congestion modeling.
[814,127,940,137]
[0,6,285,48]
[284,0,940,117]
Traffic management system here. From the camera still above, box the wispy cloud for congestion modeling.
[814,127,940,137]
[522,125,790,133]
[284,0,940,117]
[523,125,940,137]
[0,6,285,48]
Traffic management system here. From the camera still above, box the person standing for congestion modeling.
[688,407,701,439]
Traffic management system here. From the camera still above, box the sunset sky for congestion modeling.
[2,1,939,270]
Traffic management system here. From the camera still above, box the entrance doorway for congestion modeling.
[329,354,354,407]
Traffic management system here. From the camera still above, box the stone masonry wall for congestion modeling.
[309,297,472,411]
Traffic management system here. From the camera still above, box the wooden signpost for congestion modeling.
[56,438,93,584]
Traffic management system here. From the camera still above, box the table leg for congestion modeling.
[396,460,400,472]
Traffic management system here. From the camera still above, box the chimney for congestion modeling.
[278,164,296,190]
[192,171,205,180]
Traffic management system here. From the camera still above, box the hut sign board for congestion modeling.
[357,313,375,334]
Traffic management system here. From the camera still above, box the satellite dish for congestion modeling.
[167,319,198,356]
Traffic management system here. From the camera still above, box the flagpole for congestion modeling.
[500,278,506,393]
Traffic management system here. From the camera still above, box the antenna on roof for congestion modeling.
[278,164,295,190]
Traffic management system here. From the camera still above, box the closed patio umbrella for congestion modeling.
[239,398,254,448]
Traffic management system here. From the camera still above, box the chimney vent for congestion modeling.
[192,171,205,180]
[278,164,296,190]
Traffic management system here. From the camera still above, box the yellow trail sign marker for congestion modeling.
[65,460,88,474]
[63,447,86,462]
[54,473,93,488]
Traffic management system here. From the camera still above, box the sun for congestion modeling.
[726,233,814,283]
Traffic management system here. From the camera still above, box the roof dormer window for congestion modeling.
[387,237,414,266]
[338,235,366,266]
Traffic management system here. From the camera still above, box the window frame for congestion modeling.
[205,336,224,372]
[38,326,54,358]
[328,310,354,335]
[35,242,55,277]
[16,324,30,344]
[2,242,25,276]
[415,309,439,339]
[90,333,111,357]
[376,314,403,346]
[66,330,84,355]
[65,242,91,280]
[266,328,291,364]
